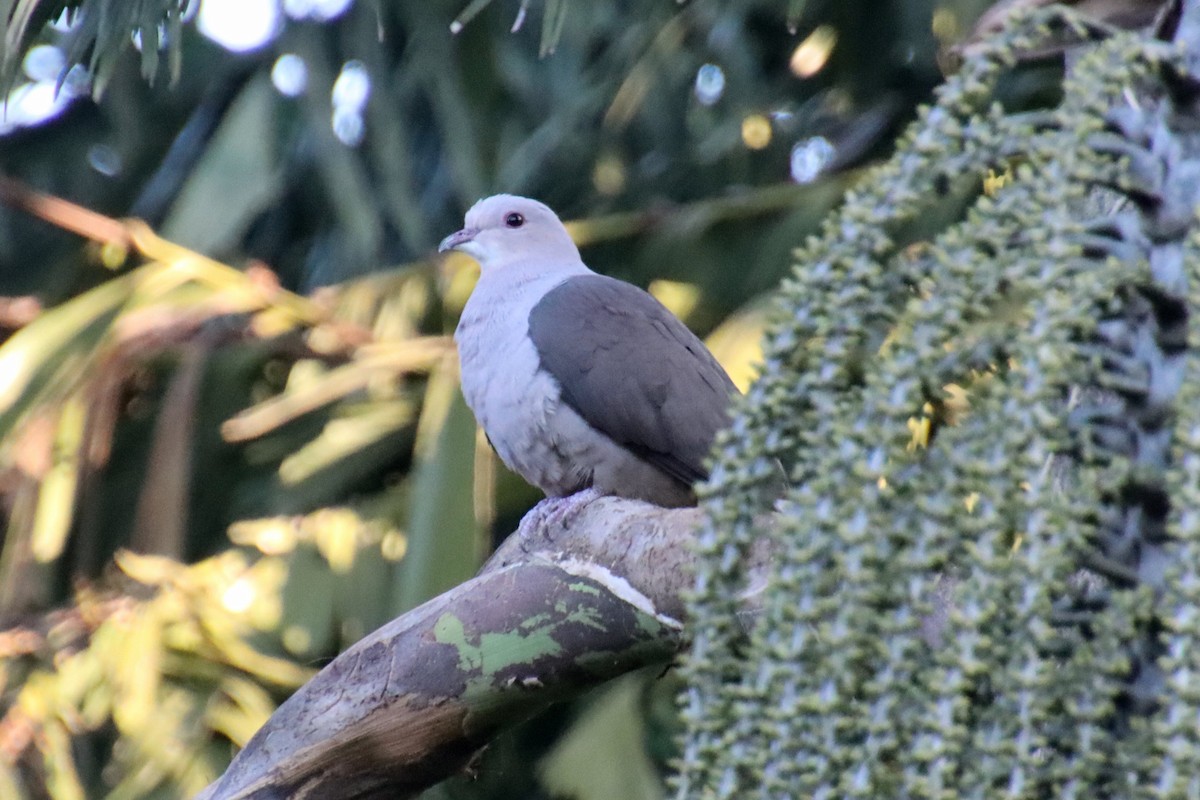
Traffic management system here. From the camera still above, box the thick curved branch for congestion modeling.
[196,496,760,800]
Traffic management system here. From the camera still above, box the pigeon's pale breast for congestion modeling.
[455,265,588,496]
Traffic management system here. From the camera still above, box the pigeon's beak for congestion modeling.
[438,227,478,254]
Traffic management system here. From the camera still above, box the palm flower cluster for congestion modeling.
[677,8,1200,798]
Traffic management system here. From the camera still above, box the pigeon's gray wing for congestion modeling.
[528,274,738,487]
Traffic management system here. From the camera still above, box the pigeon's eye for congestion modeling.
[505,212,525,228]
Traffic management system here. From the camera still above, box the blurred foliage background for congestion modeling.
[0,0,999,797]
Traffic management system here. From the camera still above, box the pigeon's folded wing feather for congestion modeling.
[528,274,738,487]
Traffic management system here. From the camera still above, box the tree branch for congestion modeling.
[196,496,763,800]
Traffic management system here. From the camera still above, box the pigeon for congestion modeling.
[441,195,738,507]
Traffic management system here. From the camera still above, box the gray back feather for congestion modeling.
[528,274,738,488]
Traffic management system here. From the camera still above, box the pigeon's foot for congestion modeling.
[524,488,603,538]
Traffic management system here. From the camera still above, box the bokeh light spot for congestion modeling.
[0,79,81,134]
[23,45,65,82]
[694,63,726,106]
[271,53,308,97]
[285,0,353,20]
[932,7,960,43]
[87,144,123,176]
[790,136,835,183]
[283,625,313,654]
[381,531,408,561]
[592,155,627,196]
[332,106,365,146]
[332,60,370,111]
[790,25,837,78]
[741,114,772,150]
[198,0,281,53]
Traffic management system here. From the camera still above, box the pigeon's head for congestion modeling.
[439,194,580,271]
